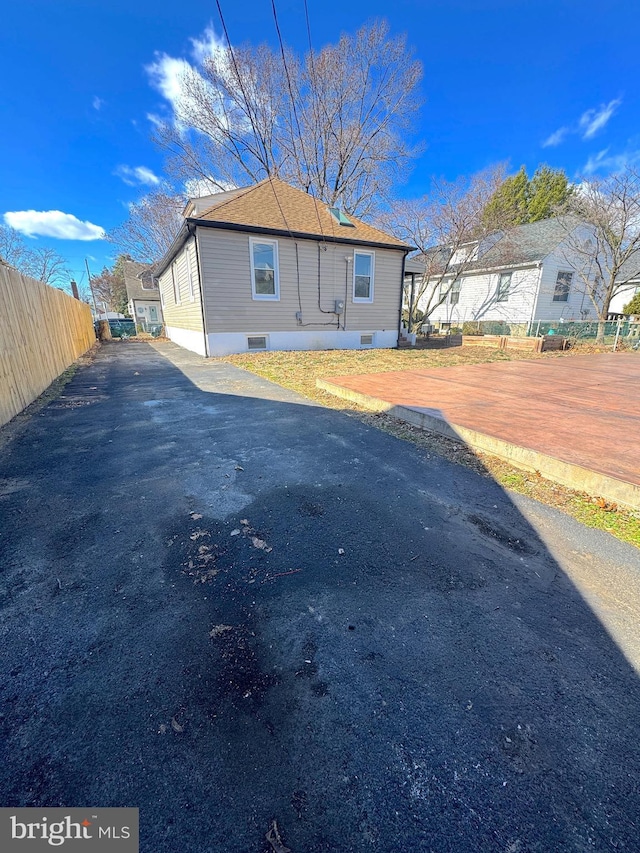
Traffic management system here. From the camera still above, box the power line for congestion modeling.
[270,0,328,245]
[214,0,272,173]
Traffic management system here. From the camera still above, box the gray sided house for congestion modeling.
[123,260,163,328]
[155,178,411,356]
[408,218,637,333]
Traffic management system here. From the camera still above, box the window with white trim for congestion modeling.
[171,262,181,305]
[450,279,462,305]
[186,247,195,301]
[553,270,572,302]
[497,272,511,302]
[250,238,279,299]
[353,251,374,302]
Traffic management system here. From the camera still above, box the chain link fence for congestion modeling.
[416,318,640,350]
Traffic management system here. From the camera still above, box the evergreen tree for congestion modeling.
[623,290,640,315]
[481,166,530,230]
[482,164,572,230]
[528,165,574,222]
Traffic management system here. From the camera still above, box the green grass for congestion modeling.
[222,346,640,550]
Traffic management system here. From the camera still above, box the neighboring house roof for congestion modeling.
[615,257,640,284]
[476,218,572,268]
[410,217,580,277]
[191,178,411,250]
[123,260,160,301]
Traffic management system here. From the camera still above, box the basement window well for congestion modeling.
[247,336,268,351]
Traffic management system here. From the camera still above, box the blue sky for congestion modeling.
[1,0,638,288]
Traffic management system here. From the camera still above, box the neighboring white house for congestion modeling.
[407,218,640,333]
[123,260,163,328]
[154,178,412,357]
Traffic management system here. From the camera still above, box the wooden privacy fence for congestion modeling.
[0,263,95,427]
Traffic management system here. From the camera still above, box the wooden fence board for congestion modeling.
[0,264,95,426]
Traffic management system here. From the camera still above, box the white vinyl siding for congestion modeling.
[425,266,541,327]
[353,251,374,303]
[250,238,280,300]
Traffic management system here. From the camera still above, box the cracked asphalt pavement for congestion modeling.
[1,341,639,852]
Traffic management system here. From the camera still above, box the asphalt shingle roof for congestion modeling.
[190,178,410,250]
[408,217,581,275]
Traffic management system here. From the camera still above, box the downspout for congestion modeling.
[397,250,409,347]
[188,223,209,357]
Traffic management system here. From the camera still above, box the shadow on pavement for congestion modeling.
[0,341,638,852]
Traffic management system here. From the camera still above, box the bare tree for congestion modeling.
[0,224,27,268]
[155,21,422,218]
[0,224,69,286]
[558,167,640,342]
[381,165,507,331]
[20,246,70,286]
[90,258,130,315]
[109,190,185,263]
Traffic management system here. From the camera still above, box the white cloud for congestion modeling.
[190,25,226,64]
[3,210,105,241]
[579,98,622,139]
[542,97,622,148]
[583,146,640,175]
[115,165,161,187]
[145,53,193,118]
[542,127,569,148]
[92,96,104,111]
[144,24,230,130]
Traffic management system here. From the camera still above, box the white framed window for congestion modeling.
[250,238,279,300]
[172,262,181,305]
[450,279,462,305]
[553,270,572,302]
[497,272,511,302]
[186,247,195,301]
[353,250,375,302]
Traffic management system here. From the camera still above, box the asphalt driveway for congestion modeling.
[1,341,639,852]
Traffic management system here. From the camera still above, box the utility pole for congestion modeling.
[85,258,99,317]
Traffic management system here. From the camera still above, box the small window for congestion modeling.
[329,207,355,227]
[172,263,180,305]
[250,238,279,300]
[497,272,511,302]
[360,334,374,346]
[450,279,462,305]
[247,335,267,350]
[353,251,374,302]
[553,271,572,302]
[186,247,195,301]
